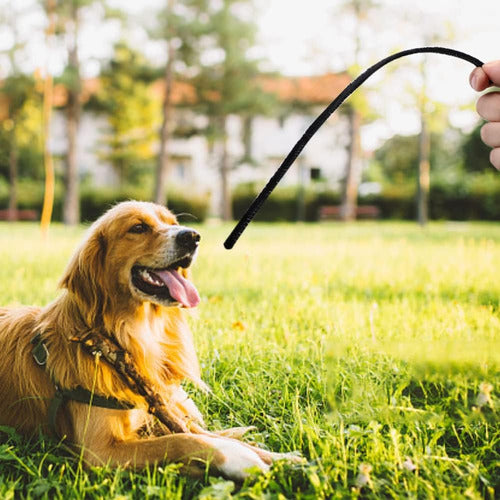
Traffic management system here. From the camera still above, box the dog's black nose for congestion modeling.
[176,229,201,251]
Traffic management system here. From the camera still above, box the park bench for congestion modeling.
[0,209,38,221]
[318,205,380,220]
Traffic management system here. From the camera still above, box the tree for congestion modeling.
[98,43,160,185]
[462,122,493,173]
[149,0,219,205]
[404,39,454,225]
[150,0,177,205]
[389,17,456,224]
[51,0,102,225]
[338,0,379,221]
[0,3,36,220]
[187,0,274,220]
[47,0,112,225]
[371,131,461,188]
[372,135,418,185]
[0,76,39,219]
[417,56,430,225]
[57,0,83,225]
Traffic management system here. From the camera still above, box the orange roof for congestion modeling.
[0,72,350,118]
[51,78,196,107]
[69,72,351,106]
[150,79,197,105]
[259,73,351,105]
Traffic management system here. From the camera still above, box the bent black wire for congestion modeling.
[223,47,484,249]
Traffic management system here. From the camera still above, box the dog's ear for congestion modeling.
[60,229,107,324]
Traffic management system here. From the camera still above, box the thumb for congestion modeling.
[483,61,500,87]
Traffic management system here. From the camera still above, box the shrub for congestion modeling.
[232,183,340,222]
[232,175,500,222]
[429,172,500,221]
[363,184,415,220]
[233,183,297,222]
[0,182,211,223]
[0,179,63,220]
[3,174,500,223]
[167,191,211,223]
[79,186,150,222]
[80,186,211,223]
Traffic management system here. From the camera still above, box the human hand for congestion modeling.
[470,61,500,170]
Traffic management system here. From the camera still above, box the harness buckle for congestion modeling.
[31,333,49,366]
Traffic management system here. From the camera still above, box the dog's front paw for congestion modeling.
[215,426,257,439]
[202,437,270,481]
[271,450,305,464]
[254,448,305,466]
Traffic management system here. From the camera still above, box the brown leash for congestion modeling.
[70,331,190,434]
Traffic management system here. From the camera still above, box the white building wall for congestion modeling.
[50,108,350,216]
[50,110,118,186]
[237,111,349,189]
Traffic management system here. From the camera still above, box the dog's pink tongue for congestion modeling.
[156,269,200,308]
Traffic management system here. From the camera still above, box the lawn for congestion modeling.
[0,221,498,499]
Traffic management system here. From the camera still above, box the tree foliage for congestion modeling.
[190,1,274,133]
[462,122,493,173]
[0,75,43,181]
[178,0,276,218]
[97,43,161,184]
[371,131,463,186]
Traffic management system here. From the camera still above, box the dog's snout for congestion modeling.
[176,229,200,251]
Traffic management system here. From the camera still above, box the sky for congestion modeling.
[1,0,499,150]
[253,0,500,148]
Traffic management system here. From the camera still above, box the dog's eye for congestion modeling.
[128,222,150,234]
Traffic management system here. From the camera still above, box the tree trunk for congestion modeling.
[417,116,430,225]
[417,56,430,226]
[296,158,306,222]
[64,90,80,225]
[154,32,175,206]
[63,4,81,226]
[220,116,232,221]
[340,108,361,221]
[7,129,18,221]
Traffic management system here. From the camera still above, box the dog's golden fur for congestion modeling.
[0,201,291,478]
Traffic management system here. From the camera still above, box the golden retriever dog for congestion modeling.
[0,201,295,480]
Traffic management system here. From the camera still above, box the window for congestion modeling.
[310,167,321,181]
[176,163,185,180]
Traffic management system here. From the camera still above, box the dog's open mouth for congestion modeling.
[131,257,200,308]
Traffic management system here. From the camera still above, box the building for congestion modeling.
[47,73,352,215]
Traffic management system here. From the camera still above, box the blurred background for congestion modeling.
[0,0,499,226]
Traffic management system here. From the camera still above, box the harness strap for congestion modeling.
[73,331,189,433]
[31,333,134,437]
[47,385,135,436]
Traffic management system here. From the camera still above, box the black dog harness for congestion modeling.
[31,330,192,437]
[31,333,134,436]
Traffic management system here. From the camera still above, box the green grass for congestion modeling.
[0,221,498,499]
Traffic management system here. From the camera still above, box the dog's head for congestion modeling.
[61,201,201,322]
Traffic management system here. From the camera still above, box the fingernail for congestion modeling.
[470,72,479,90]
